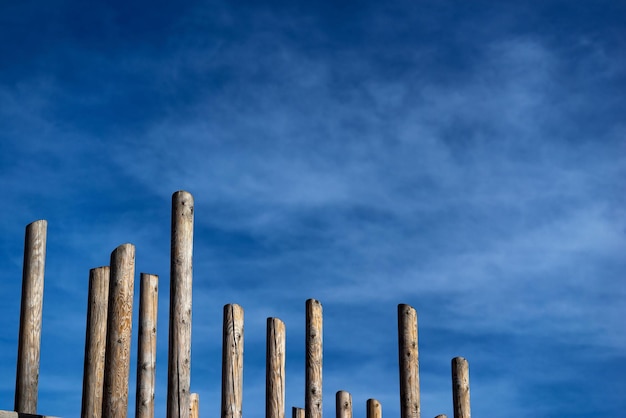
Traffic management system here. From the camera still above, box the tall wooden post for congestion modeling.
[266,318,286,418]
[305,299,323,418]
[81,266,110,418]
[366,399,382,418]
[136,273,159,418]
[15,220,47,414]
[335,391,352,418]
[221,304,244,418]
[451,357,470,418]
[102,243,136,418]
[398,304,420,418]
[189,393,199,418]
[168,191,194,418]
[292,408,305,418]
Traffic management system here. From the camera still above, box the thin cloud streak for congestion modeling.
[0,2,624,417]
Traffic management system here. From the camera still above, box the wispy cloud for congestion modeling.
[1,2,624,417]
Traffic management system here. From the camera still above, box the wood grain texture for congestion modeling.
[451,357,470,418]
[81,266,110,418]
[168,191,194,418]
[366,399,382,418]
[221,304,244,418]
[266,318,285,418]
[15,220,47,414]
[102,244,135,418]
[335,391,351,418]
[189,393,199,418]
[136,274,159,418]
[305,299,323,418]
[292,408,304,418]
[398,304,420,418]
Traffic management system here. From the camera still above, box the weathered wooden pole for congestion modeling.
[102,243,136,418]
[292,408,305,418]
[398,304,420,418]
[335,391,352,418]
[221,304,244,418]
[136,273,159,418]
[189,393,199,418]
[14,220,47,414]
[81,266,110,418]
[167,190,194,418]
[266,317,286,418]
[451,357,470,418]
[366,399,382,418]
[305,299,323,418]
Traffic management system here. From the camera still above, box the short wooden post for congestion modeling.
[167,191,194,418]
[292,408,305,418]
[189,393,199,418]
[398,304,420,418]
[136,273,159,418]
[434,415,447,418]
[221,304,244,418]
[451,357,470,418]
[102,244,136,418]
[366,399,382,418]
[305,299,323,418]
[81,266,110,418]
[335,391,351,418]
[15,220,47,414]
[266,318,286,418]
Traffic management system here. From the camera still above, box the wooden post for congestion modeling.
[292,408,305,418]
[398,304,420,418]
[167,191,194,418]
[81,266,110,418]
[189,393,199,418]
[136,274,159,418]
[451,357,470,418]
[266,318,286,418]
[305,299,323,418]
[15,220,47,414]
[221,304,244,418]
[102,244,136,418]
[366,399,382,418]
[434,415,447,418]
[335,391,351,418]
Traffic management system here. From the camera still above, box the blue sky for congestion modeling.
[1,1,625,417]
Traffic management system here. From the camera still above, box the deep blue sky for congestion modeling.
[1,1,625,417]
